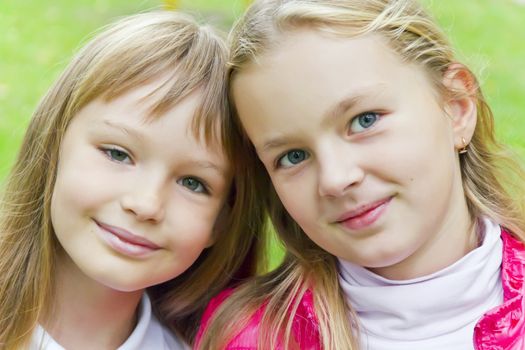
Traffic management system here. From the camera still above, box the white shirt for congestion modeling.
[30,294,188,350]
[338,218,504,350]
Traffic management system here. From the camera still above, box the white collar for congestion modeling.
[338,218,504,350]
[30,293,187,350]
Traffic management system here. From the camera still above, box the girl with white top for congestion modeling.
[0,11,264,350]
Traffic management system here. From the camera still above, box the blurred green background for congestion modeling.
[1,0,524,182]
[1,0,524,180]
[1,1,524,266]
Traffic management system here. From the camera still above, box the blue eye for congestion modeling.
[349,112,379,133]
[103,148,132,164]
[277,149,310,168]
[179,177,208,194]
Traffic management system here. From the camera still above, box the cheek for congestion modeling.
[380,111,454,180]
[164,201,220,251]
[173,222,212,246]
[163,226,212,275]
[271,173,317,227]
[52,162,112,216]
[376,115,458,213]
[50,172,105,250]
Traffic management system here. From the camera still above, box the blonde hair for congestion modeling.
[199,0,525,349]
[0,11,266,349]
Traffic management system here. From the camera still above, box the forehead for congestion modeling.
[79,79,221,147]
[231,30,436,146]
[101,76,221,142]
[101,75,196,119]
[233,32,413,107]
[234,29,410,94]
[239,33,387,102]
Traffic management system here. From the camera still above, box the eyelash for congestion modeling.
[275,149,310,169]
[101,147,133,165]
[347,111,381,134]
[177,176,210,195]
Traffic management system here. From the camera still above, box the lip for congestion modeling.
[336,196,392,231]
[95,221,161,258]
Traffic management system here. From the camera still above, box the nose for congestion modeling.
[120,177,166,223]
[317,142,364,197]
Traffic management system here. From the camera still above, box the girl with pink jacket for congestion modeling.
[197,0,525,349]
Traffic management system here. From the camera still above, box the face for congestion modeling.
[51,79,230,292]
[233,30,473,279]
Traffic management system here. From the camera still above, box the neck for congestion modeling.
[42,251,143,350]
[338,217,504,349]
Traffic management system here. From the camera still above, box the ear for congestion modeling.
[206,204,232,248]
[442,64,478,151]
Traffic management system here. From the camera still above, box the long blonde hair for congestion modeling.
[0,11,267,349]
[199,0,525,348]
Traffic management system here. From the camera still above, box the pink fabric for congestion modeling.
[473,230,525,349]
[195,289,320,349]
[196,229,525,350]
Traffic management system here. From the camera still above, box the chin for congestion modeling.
[350,248,411,270]
[97,278,147,293]
[89,270,156,292]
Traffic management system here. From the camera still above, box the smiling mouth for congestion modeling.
[95,221,160,258]
[336,197,392,231]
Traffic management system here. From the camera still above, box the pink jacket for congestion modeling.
[196,230,525,349]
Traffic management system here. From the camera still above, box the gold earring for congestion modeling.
[459,137,468,154]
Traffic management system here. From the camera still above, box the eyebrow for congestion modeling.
[261,87,385,153]
[189,160,227,177]
[102,120,146,142]
[323,94,364,125]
